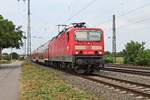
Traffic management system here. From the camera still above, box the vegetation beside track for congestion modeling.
[20,62,98,100]
[105,41,150,66]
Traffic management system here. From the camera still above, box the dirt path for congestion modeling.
[0,61,22,100]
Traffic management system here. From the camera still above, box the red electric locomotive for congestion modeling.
[32,22,104,74]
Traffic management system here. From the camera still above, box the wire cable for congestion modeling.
[64,0,97,23]
[100,2,150,25]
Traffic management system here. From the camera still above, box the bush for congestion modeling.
[104,56,113,63]
[123,41,145,64]
[135,50,150,66]
[2,53,10,61]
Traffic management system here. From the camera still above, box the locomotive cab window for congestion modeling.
[75,30,102,41]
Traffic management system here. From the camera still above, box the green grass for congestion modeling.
[116,57,124,64]
[20,62,99,100]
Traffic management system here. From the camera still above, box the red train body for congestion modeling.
[31,23,104,74]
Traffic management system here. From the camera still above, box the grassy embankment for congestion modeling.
[20,62,99,100]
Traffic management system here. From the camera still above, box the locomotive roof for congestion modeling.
[50,22,87,42]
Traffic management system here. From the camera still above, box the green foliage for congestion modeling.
[135,49,150,66]
[2,53,10,60]
[104,51,113,63]
[10,52,19,59]
[0,15,25,59]
[116,51,124,57]
[104,55,113,63]
[123,41,145,64]
[2,52,20,60]
[123,41,150,66]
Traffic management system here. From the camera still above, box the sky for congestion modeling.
[0,0,150,54]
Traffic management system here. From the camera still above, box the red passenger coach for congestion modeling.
[32,23,104,74]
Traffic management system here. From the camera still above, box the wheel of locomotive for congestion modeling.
[61,62,66,69]
[88,65,100,74]
[66,63,72,72]
[86,69,94,74]
[74,65,86,74]
[45,61,49,66]
[99,63,104,69]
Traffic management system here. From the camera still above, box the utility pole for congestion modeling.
[112,14,116,63]
[18,0,31,60]
[27,0,31,59]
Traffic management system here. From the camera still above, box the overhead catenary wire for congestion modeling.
[100,1,150,25]
[105,16,150,32]
[118,2,150,17]
[64,0,97,23]
[117,17,150,30]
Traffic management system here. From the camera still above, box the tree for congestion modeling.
[135,49,150,66]
[116,51,124,57]
[0,15,25,59]
[123,41,145,64]
[2,53,10,60]
[10,52,19,60]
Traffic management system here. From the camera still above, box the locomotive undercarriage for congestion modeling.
[45,55,104,74]
[73,55,104,74]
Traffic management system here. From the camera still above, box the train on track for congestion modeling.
[31,22,104,74]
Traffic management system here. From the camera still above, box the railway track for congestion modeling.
[106,64,150,70]
[80,74,150,98]
[102,66,150,76]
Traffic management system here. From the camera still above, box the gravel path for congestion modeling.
[0,61,22,100]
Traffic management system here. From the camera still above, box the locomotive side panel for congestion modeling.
[48,31,73,62]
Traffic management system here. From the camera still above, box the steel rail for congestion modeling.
[106,64,150,70]
[102,67,150,76]
[81,75,150,98]
[93,74,150,88]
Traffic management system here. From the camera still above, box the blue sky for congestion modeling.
[1,0,150,54]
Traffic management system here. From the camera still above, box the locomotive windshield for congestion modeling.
[75,30,102,41]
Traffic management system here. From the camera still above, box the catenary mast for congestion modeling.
[18,0,31,59]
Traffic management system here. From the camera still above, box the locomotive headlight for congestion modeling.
[75,51,79,54]
[99,51,102,54]
[75,45,86,50]
[91,46,102,50]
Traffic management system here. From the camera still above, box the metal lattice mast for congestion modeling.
[27,0,31,59]
[112,14,116,63]
[18,0,31,59]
